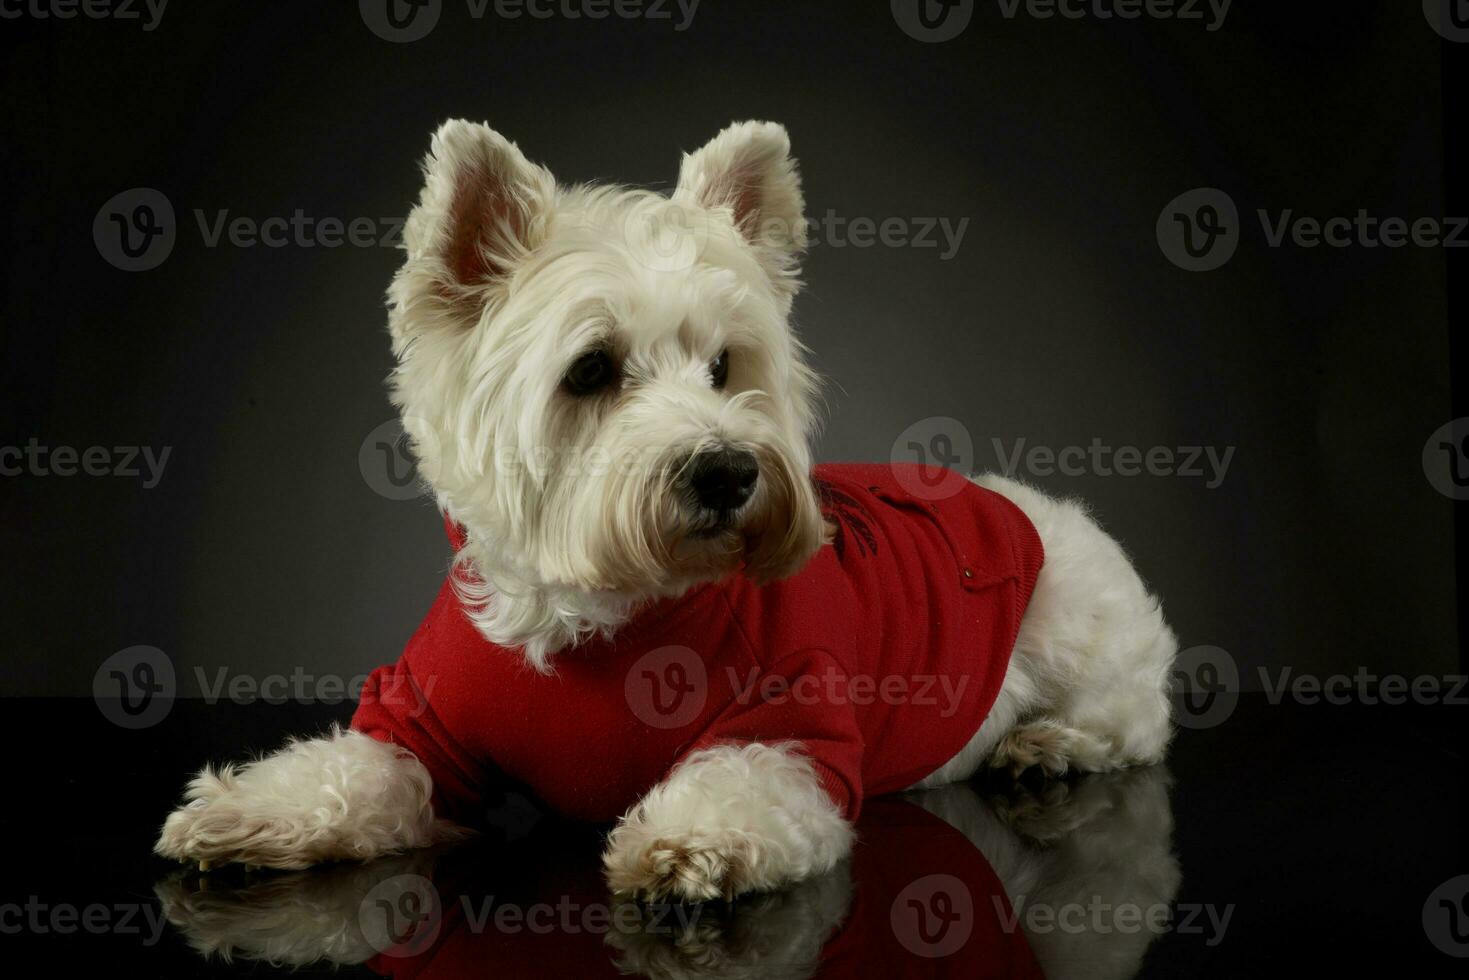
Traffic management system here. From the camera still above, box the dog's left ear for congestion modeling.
[675,121,807,299]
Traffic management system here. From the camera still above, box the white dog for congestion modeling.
[156,120,1178,904]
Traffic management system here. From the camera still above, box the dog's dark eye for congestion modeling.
[564,349,618,396]
[709,349,729,390]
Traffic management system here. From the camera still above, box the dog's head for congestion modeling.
[387,120,826,653]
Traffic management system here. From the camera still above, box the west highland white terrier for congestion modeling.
[156,120,1178,903]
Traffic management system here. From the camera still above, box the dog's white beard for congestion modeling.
[441,389,825,671]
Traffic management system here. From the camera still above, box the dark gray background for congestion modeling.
[1,0,1460,696]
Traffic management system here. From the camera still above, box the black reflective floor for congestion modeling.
[6,696,1464,976]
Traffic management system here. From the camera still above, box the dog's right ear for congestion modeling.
[396,120,556,326]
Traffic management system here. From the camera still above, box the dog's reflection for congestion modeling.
[156,767,1179,979]
[913,766,1182,980]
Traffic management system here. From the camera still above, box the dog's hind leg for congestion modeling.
[977,474,1177,776]
[913,475,1177,787]
[155,727,463,870]
[988,718,1119,777]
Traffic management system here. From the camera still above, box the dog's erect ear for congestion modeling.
[674,121,807,296]
[401,119,555,309]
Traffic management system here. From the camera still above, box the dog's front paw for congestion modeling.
[604,830,752,903]
[157,769,252,868]
[156,729,450,870]
[602,743,854,903]
[155,766,296,869]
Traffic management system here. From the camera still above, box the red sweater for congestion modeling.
[352,463,1043,824]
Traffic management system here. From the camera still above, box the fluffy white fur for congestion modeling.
[155,727,461,870]
[157,121,1178,906]
[602,742,853,903]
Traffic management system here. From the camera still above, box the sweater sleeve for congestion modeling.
[683,646,867,820]
[351,660,488,826]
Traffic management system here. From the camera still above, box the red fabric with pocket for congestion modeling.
[352,463,1044,824]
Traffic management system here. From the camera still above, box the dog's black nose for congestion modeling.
[688,449,759,512]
